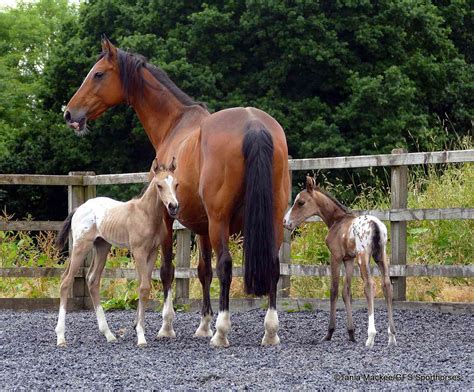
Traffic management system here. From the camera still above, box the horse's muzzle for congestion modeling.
[64,109,87,134]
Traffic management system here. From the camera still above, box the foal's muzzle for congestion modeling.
[168,203,179,217]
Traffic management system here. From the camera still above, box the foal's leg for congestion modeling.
[55,239,93,346]
[157,219,176,338]
[194,234,214,337]
[359,252,376,348]
[209,220,232,348]
[376,249,397,346]
[323,255,341,341]
[134,248,153,346]
[342,258,356,342]
[86,238,116,343]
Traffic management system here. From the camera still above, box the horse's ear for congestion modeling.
[306,176,316,192]
[169,156,177,173]
[151,158,159,176]
[101,35,117,59]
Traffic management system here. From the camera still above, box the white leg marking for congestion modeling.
[365,313,377,348]
[194,314,213,338]
[261,308,280,346]
[55,305,66,346]
[136,321,147,347]
[96,305,117,343]
[158,290,176,338]
[210,311,231,348]
[388,326,397,347]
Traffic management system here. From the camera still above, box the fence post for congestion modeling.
[68,171,96,309]
[278,161,292,298]
[175,227,191,303]
[390,149,407,301]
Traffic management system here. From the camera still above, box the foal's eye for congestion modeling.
[157,185,163,190]
[297,200,305,207]
[94,71,105,79]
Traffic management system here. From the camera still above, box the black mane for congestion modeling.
[99,49,206,108]
[316,187,353,215]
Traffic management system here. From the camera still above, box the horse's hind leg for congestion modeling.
[87,238,116,343]
[194,234,214,338]
[359,252,376,348]
[376,248,396,346]
[55,239,93,346]
[342,258,356,342]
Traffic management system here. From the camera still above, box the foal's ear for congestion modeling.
[151,158,159,176]
[306,176,316,192]
[169,156,177,173]
[101,35,117,60]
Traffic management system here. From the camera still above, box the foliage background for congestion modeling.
[0,0,472,219]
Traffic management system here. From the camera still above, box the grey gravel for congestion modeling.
[0,308,472,390]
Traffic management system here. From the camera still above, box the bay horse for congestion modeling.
[283,176,397,348]
[63,37,289,347]
[55,159,179,347]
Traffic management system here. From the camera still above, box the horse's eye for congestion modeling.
[175,183,179,189]
[297,200,305,207]
[94,71,105,79]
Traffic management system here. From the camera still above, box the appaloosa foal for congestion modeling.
[284,176,396,348]
[55,159,179,347]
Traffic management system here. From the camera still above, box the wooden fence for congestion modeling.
[1,149,473,311]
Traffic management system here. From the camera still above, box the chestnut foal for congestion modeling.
[284,177,396,348]
[55,159,179,347]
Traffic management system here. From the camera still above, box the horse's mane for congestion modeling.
[315,187,353,215]
[99,49,206,108]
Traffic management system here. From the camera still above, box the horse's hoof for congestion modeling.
[106,334,118,343]
[210,334,230,348]
[348,330,356,342]
[137,341,147,348]
[157,328,176,338]
[388,335,397,347]
[194,328,213,338]
[261,333,280,346]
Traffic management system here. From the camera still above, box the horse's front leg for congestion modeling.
[158,217,176,338]
[209,220,232,348]
[194,234,214,337]
[134,248,153,347]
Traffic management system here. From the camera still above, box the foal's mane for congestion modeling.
[99,49,206,108]
[315,187,353,215]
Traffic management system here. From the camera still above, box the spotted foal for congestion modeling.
[284,176,396,348]
[55,158,179,347]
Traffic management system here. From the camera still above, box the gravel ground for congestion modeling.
[0,308,472,390]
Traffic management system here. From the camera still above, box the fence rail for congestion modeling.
[1,149,473,310]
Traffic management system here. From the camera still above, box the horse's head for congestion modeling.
[283,176,320,230]
[151,157,179,218]
[64,37,124,135]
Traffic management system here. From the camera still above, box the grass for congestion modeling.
[0,139,472,305]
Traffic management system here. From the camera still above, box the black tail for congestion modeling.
[242,125,277,296]
[56,210,75,250]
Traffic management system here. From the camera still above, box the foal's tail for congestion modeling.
[242,124,277,296]
[56,210,76,250]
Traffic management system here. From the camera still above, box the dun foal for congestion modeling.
[55,159,179,347]
[284,177,396,348]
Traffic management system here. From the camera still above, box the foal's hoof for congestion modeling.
[210,334,230,348]
[365,337,375,349]
[137,341,147,348]
[106,334,118,343]
[57,341,67,348]
[322,334,332,342]
[388,335,397,347]
[261,333,280,346]
[194,327,213,338]
[348,330,356,342]
[157,328,176,339]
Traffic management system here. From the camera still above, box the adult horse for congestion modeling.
[64,37,289,347]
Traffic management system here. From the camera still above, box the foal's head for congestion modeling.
[151,157,179,218]
[283,176,324,230]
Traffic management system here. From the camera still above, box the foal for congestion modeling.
[55,159,179,347]
[283,177,396,348]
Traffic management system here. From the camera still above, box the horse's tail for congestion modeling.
[56,210,75,250]
[242,123,277,296]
